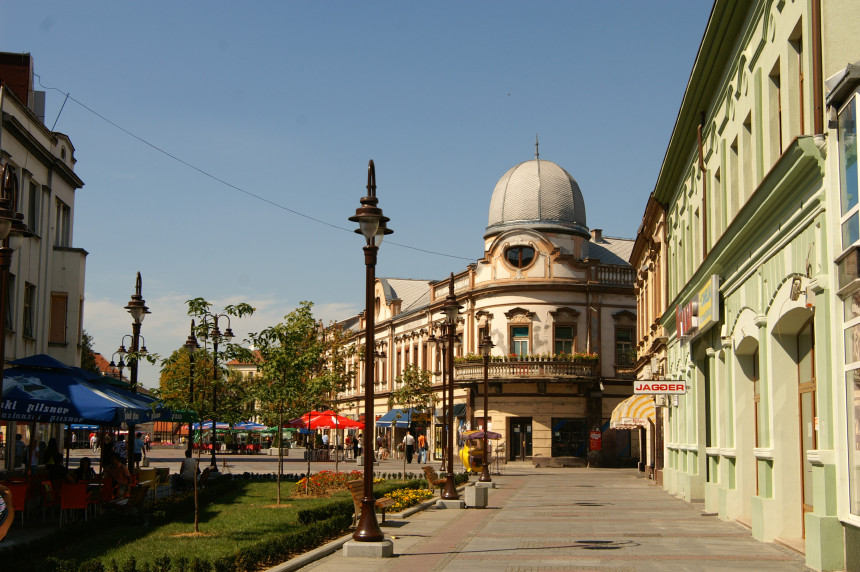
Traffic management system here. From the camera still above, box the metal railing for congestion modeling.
[454,359,599,381]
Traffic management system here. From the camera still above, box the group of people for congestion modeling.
[372,431,427,464]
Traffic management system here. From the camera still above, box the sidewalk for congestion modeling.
[283,465,810,571]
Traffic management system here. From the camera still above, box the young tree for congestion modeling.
[155,298,254,533]
[80,330,100,375]
[388,364,433,476]
[248,301,354,500]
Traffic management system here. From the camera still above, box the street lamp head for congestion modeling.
[124,272,151,324]
[116,343,128,356]
[184,320,201,353]
[223,327,235,340]
[441,273,462,324]
[349,160,392,246]
[480,334,495,357]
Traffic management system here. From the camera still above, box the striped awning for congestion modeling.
[610,394,656,429]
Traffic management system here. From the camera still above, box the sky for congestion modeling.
[2,1,714,390]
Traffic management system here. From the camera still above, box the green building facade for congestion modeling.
[648,1,860,569]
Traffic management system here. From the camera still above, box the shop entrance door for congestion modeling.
[510,417,532,460]
[797,319,816,538]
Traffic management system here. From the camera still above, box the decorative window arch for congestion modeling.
[505,307,534,357]
[550,307,580,354]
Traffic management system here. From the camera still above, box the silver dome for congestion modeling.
[484,159,589,239]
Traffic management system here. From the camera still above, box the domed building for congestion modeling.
[334,152,638,467]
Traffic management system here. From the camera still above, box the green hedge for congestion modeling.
[22,476,444,572]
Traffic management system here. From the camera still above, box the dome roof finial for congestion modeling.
[535,134,540,160]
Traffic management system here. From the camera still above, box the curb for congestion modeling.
[264,484,468,572]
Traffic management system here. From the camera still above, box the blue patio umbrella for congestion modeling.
[233,421,267,431]
[191,421,231,431]
[1,364,148,426]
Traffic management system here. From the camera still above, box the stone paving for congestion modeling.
[3,448,811,571]
[287,465,810,572]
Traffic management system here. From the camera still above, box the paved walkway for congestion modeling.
[285,465,810,571]
[3,449,810,570]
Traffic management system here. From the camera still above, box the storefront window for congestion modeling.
[848,369,860,516]
[839,97,859,249]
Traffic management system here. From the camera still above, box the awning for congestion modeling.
[378,408,414,428]
[610,395,656,429]
[435,403,467,420]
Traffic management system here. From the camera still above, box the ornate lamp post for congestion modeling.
[184,320,201,455]
[197,313,234,471]
[0,165,31,471]
[122,272,150,472]
[440,274,462,500]
[479,333,495,483]
[348,159,391,543]
[108,352,126,380]
[427,332,448,472]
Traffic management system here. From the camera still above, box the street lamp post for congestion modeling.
[479,333,495,483]
[348,159,391,543]
[108,353,126,380]
[427,327,446,471]
[440,274,462,500]
[184,320,201,455]
[0,164,30,472]
[198,313,234,472]
[123,272,150,472]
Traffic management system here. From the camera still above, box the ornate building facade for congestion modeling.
[334,153,637,466]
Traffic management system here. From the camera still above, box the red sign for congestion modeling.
[589,430,602,451]
[634,380,687,394]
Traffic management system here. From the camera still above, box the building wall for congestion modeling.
[643,1,860,569]
[0,74,86,368]
[0,54,87,468]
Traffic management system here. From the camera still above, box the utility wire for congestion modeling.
[35,74,474,262]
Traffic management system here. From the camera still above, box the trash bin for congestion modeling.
[465,485,488,508]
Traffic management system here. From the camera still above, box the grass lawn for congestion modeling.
[40,480,355,568]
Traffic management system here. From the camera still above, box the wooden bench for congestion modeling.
[422,466,446,494]
[346,479,395,526]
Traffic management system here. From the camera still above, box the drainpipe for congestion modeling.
[811,0,824,134]
[698,112,708,258]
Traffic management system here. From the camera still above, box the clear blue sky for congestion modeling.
[3,1,713,389]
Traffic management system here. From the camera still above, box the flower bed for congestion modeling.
[386,488,433,511]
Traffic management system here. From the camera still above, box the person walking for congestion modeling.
[417,432,427,464]
[403,431,416,464]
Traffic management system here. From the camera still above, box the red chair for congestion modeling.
[101,476,115,502]
[40,480,63,522]
[5,481,30,526]
[59,482,89,525]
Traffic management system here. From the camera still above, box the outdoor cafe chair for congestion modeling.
[59,482,89,525]
[4,481,29,526]
[40,479,63,522]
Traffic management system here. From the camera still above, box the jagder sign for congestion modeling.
[633,380,687,394]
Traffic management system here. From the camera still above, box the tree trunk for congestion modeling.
[276,406,283,504]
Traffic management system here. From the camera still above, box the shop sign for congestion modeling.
[676,275,720,342]
[589,430,602,451]
[696,275,720,334]
[633,380,687,394]
[676,300,698,341]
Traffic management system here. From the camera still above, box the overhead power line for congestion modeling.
[34,74,474,262]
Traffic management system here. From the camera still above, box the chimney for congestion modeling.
[0,52,35,110]
[590,229,603,242]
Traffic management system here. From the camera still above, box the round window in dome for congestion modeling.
[505,246,535,268]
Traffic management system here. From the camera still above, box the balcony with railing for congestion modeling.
[454,357,599,381]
